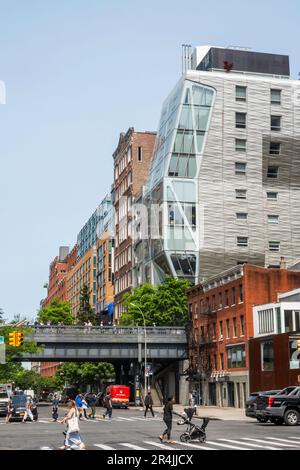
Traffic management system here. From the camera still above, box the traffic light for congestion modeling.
[9,332,16,347]
[297,340,300,351]
[15,332,24,347]
[8,331,24,347]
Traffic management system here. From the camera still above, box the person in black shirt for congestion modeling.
[144,391,155,418]
[159,396,175,444]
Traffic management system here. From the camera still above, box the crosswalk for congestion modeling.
[0,415,162,425]
[40,436,300,451]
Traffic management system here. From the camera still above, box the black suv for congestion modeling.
[246,390,280,422]
[255,386,300,425]
[9,395,38,422]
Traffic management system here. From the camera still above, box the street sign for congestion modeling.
[0,342,5,364]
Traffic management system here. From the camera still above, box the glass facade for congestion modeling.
[144,78,216,284]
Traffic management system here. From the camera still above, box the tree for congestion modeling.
[37,298,74,325]
[14,370,42,390]
[77,285,96,325]
[55,362,115,391]
[121,277,191,326]
[0,308,5,324]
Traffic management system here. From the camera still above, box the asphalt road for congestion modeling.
[1,404,300,450]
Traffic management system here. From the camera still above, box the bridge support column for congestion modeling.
[179,359,190,405]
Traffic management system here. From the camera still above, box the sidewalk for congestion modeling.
[130,405,252,421]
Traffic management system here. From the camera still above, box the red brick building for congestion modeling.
[187,263,300,408]
[113,128,156,321]
[40,245,77,377]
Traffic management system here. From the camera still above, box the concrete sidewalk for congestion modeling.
[130,405,252,421]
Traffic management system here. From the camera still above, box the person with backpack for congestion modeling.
[159,396,175,444]
[103,392,112,420]
[52,394,59,422]
[75,394,83,420]
[144,391,155,418]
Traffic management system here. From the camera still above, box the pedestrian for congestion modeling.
[52,394,59,422]
[159,396,175,444]
[82,397,89,419]
[103,392,112,420]
[144,391,155,418]
[75,393,83,420]
[59,400,85,450]
[22,398,34,423]
[87,320,92,333]
[5,399,13,424]
[87,393,96,419]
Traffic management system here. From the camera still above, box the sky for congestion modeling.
[0,0,299,321]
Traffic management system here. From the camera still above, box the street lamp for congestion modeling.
[130,303,147,398]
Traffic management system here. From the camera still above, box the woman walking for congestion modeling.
[59,400,85,450]
[159,396,175,444]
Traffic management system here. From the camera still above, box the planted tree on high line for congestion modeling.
[37,298,74,325]
[121,277,191,327]
[77,285,96,325]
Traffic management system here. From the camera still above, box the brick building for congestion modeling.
[113,128,156,321]
[187,263,300,408]
[96,232,114,324]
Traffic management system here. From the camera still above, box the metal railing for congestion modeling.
[29,325,186,336]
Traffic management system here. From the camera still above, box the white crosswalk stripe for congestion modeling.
[172,440,219,450]
[120,443,147,450]
[206,441,249,450]
[241,438,295,447]
[264,437,300,445]
[144,441,180,450]
[94,444,115,450]
[218,439,278,450]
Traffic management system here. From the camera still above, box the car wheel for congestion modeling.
[284,409,300,426]
[257,416,269,423]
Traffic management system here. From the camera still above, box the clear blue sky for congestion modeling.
[0,0,299,321]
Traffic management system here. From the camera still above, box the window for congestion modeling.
[226,319,230,338]
[240,315,245,336]
[225,290,229,306]
[258,308,274,334]
[227,345,246,368]
[220,353,224,370]
[267,192,278,200]
[284,310,293,333]
[232,287,236,305]
[267,166,279,178]
[137,146,142,162]
[261,341,274,371]
[236,112,246,129]
[236,212,248,221]
[271,115,281,131]
[235,139,246,152]
[269,241,280,252]
[213,322,216,340]
[212,295,216,311]
[235,189,247,199]
[271,89,281,105]
[236,86,247,102]
[268,214,279,224]
[233,317,237,337]
[237,236,248,247]
[219,292,223,309]
[219,321,223,339]
[239,284,243,303]
[270,142,281,155]
[235,162,247,175]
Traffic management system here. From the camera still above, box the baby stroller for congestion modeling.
[177,407,209,443]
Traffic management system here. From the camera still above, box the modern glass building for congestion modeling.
[141,45,300,286]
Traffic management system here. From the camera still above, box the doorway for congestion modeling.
[208,383,216,406]
[227,382,235,407]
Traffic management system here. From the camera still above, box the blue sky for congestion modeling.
[0,0,299,321]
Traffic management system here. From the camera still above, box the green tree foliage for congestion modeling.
[121,277,191,326]
[55,362,115,391]
[37,298,74,325]
[77,285,96,325]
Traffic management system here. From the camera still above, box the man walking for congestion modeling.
[87,392,96,419]
[103,392,112,420]
[159,396,175,444]
[144,391,155,418]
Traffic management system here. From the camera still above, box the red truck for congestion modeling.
[106,385,130,408]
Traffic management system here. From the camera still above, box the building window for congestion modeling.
[271,89,281,105]
[284,310,293,333]
[269,142,281,155]
[236,86,247,102]
[225,290,229,307]
[137,146,142,162]
[233,317,237,337]
[226,319,230,339]
[219,292,223,309]
[235,162,247,175]
[236,212,248,221]
[267,166,279,178]
[220,353,224,370]
[269,241,280,252]
[235,139,246,152]
[219,321,223,339]
[268,214,279,224]
[271,115,281,131]
[239,284,243,303]
[232,287,236,305]
[213,322,216,340]
[258,308,275,334]
[236,112,247,129]
[212,295,216,311]
[235,189,247,199]
[267,191,278,200]
[240,315,245,336]
[261,341,274,371]
[237,236,248,247]
[227,345,246,368]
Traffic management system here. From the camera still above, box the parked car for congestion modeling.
[246,390,280,422]
[255,386,300,425]
[9,394,38,422]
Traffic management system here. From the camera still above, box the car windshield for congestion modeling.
[12,395,26,406]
